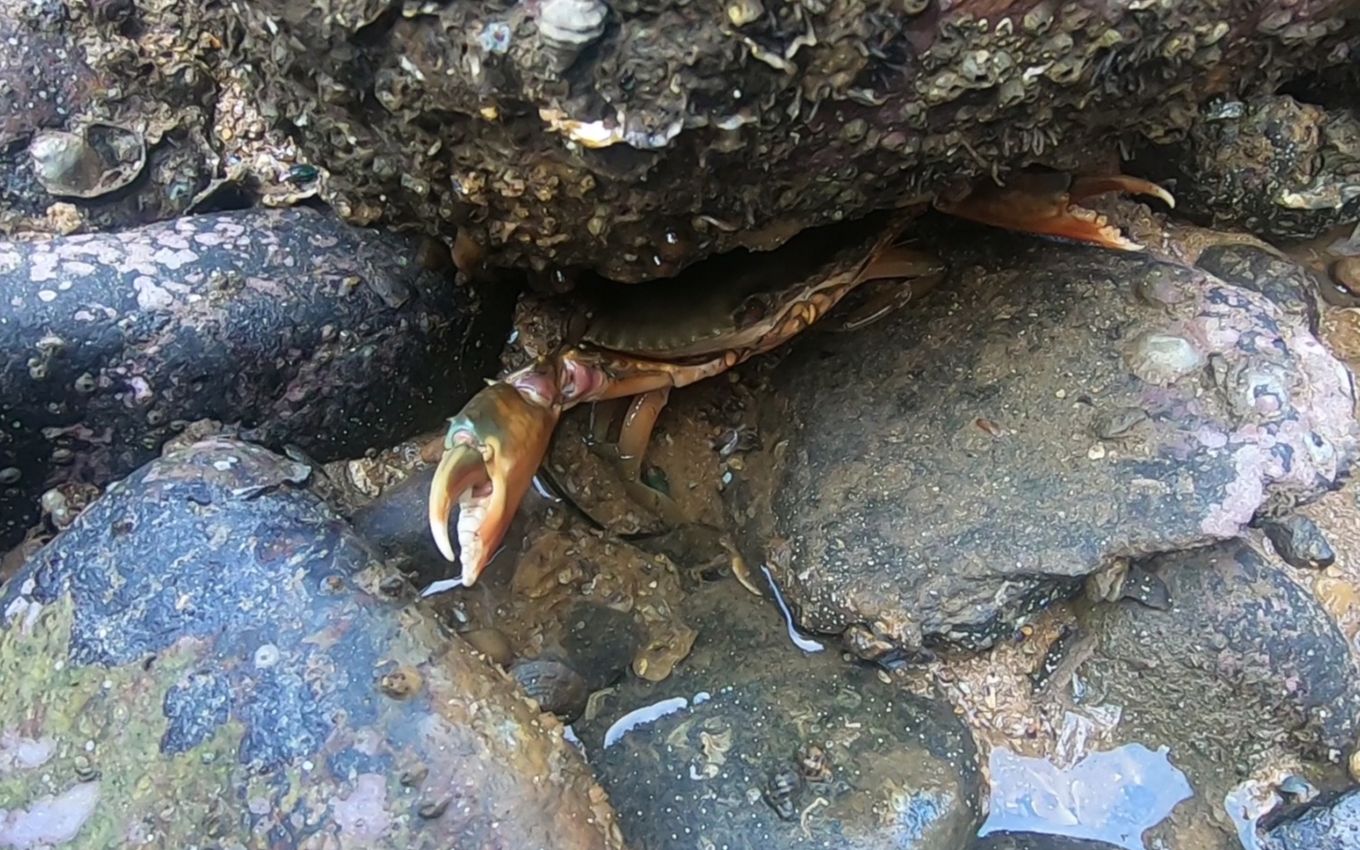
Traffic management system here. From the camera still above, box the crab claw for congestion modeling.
[937,171,1176,252]
[429,379,560,586]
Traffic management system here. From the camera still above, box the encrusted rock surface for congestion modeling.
[225,0,1357,281]
[1138,95,1360,241]
[0,437,623,850]
[1070,539,1360,846]
[0,207,509,550]
[758,229,1358,652]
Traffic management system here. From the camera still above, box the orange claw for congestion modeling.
[936,171,1175,251]
[428,375,561,586]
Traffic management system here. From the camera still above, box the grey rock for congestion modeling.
[1137,95,1360,241]
[572,580,982,850]
[971,834,1128,850]
[0,207,510,549]
[1261,514,1338,569]
[760,235,1357,651]
[1078,539,1360,777]
[1261,787,1360,850]
[0,437,623,850]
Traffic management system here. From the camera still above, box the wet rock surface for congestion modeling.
[572,580,982,850]
[225,0,1358,281]
[1260,786,1360,850]
[759,231,1358,652]
[0,438,622,850]
[1075,540,1360,766]
[0,0,231,235]
[0,207,509,550]
[971,834,1129,850]
[1140,95,1360,241]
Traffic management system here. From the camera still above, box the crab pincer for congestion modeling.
[428,359,564,586]
[936,172,1175,251]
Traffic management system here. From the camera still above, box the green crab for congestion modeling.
[428,172,1175,586]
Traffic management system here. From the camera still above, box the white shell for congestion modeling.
[537,0,608,50]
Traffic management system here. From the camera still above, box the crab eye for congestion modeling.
[733,295,769,327]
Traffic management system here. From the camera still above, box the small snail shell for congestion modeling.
[510,658,590,722]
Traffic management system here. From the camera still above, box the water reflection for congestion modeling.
[979,742,1192,850]
[603,691,713,749]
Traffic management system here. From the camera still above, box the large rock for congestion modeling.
[0,438,623,850]
[759,231,1358,652]
[227,0,1358,281]
[1136,95,1360,242]
[1075,539,1360,790]
[0,207,509,549]
[572,580,982,850]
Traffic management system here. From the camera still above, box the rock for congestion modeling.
[0,438,623,850]
[1076,539,1360,791]
[759,233,1358,652]
[1137,96,1360,242]
[572,580,982,850]
[0,0,228,236]
[1260,514,1338,569]
[223,0,1357,281]
[971,834,1129,850]
[0,207,510,550]
[1260,787,1360,849]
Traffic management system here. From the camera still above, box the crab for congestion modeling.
[428,172,1175,586]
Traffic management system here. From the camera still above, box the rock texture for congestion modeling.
[1260,787,1360,850]
[573,581,982,850]
[227,0,1358,281]
[759,229,1358,652]
[0,207,509,550]
[1137,95,1360,241]
[3,0,1357,279]
[0,438,622,850]
[1076,539,1360,783]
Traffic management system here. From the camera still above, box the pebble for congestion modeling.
[1261,515,1336,569]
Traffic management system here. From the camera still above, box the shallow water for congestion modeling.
[979,742,1193,850]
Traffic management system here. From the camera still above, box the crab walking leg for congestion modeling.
[821,245,948,333]
[615,387,673,478]
[935,171,1176,251]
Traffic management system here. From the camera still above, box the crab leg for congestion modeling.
[935,171,1175,251]
[429,242,948,585]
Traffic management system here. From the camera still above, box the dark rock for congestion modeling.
[0,438,623,850]
[1078,539,1360,778]
[509,658,590,723]
[0,0,228,236]
[0,207,510,550]
[1260,787,1360,850]
[1260,514,1338,569]
[350,465,446,567]
[1137,96,1360,242]
[572,580,982,850]
[760,235,1358,652]
[225,0,1358,281]
[1194,244,1326,325]
[971,834,1129,850]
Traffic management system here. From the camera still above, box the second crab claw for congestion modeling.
[936,172,1176,251]
[429,363,563,586]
